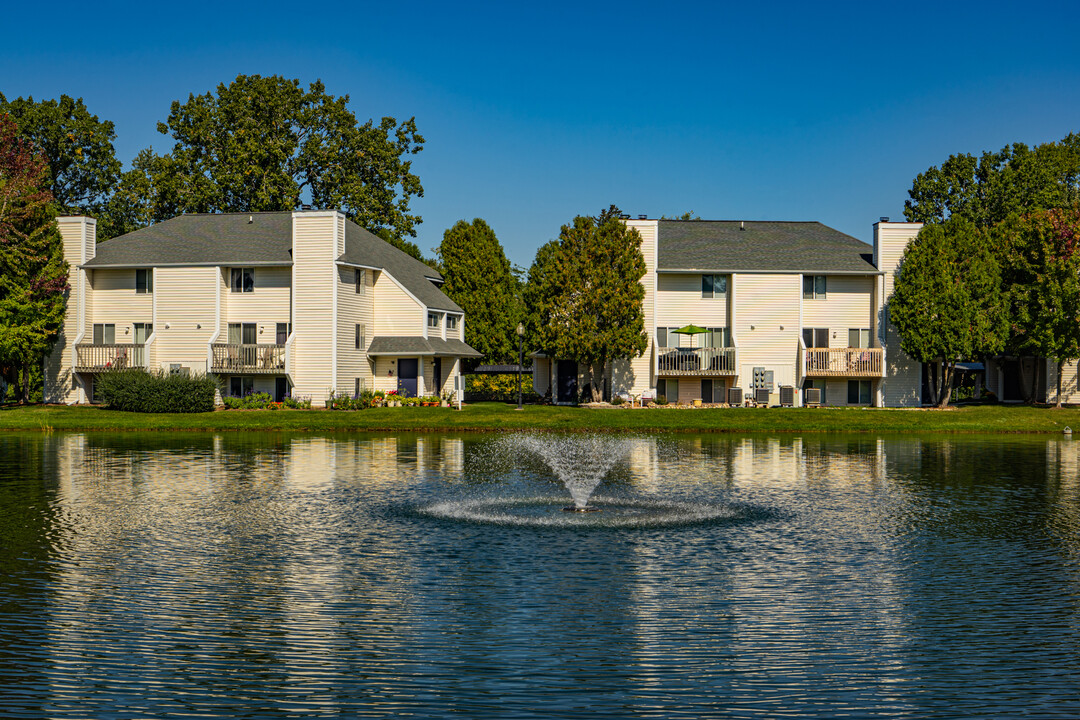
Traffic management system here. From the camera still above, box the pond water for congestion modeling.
[2,431,1080,718]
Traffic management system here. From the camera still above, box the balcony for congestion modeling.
[657,347,736,376]
[803,347,884,378]
[211,343,286,374]
[75,344,147,371]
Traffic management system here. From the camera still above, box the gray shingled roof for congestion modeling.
[657,221,878,273]
[367,336,482,358]
[83,211,463,312]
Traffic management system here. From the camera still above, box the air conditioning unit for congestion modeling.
[727,387,743,406]
[169,364,190,376]
[805,387,823,406]
[754,388,770,405]
[779,385,795,406]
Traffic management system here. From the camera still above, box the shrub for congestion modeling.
[222,391,273,410]
[465,373,542,403]
[611,395,625,406]
[282,394,311,409]
[654,394,668,406]
[94,368,218,413]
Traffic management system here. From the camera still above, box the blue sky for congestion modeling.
[3,1,1079,268]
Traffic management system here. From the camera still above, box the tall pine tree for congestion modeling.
[0,114,69,403]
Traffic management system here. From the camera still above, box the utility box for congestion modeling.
[779,385,795,407]
[727,387,743,406]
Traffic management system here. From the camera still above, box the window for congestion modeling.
[701,274,728,299]
[133,323,153,344]
[355,268,366,295]
[657,327,668,348]
[703,327,728,348]
[701,379,724,403]
[657,378,678,401]
[135,269,153,294]
[803,378,827,404]
[447,315,459,330]
[428,313,441,329]
[93,323,115,345]
[230,267,255,293]
[228,323,257,345]
[355,378,360,397]
[230,376,254,397]
[355,323,366,350]
[848,380,872,405]
[803,275,827,299]
[848,328,871,349]
[276,323,290,344]
[802,328,829,348]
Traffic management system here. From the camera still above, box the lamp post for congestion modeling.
[516,322,525,410]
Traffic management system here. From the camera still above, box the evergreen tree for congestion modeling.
[890,217,1007,407]
[0,114,69,403]
[437,219,519,368]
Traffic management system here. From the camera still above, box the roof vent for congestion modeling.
[740,221,745,230]
[880,216,890,222]
[638,214,647,220]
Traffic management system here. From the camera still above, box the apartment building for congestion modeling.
[533,218,925,407]
[45,210,481,407]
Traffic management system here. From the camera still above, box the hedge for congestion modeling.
[94,369,219,413]
[465,373,542,403]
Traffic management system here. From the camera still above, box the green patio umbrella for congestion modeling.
[672,324,709,348]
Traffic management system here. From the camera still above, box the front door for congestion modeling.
[274,377,288,403]
[557,360,578,403]
[432,357,442,395]
[398,358,419,397]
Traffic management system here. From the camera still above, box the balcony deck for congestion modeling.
[211,344,286,374]
[75,344,146,371]
[656,347,736,376]
[804,348,884,378]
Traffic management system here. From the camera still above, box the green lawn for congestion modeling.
[2,402,1079,434]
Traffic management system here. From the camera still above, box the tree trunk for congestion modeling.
[1020,358,1033,403]
[936,361,955,408]
[928,360,940,407]
[1030,358,1041,405]
[18,362,29,405]
[590,358,606,403]
[1057,359,1064,408]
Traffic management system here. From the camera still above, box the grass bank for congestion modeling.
[2,402,1079,434]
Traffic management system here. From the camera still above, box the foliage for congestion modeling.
[282,394,311,409]
[0,113,69,403]
[524,205,648,401]
[93,369,218,413]
[890,217,1008,407]
[995,206,1080,406]
[904,134,1080,227]
[654,395,668,406]
[0,93,122,235]
[437,218,521,367]
[109,75,426,257]
[465,373,541,403]
[222,392,274,409]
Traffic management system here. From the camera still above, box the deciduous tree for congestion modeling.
[0,114,69,403]
[890,217,1008,407]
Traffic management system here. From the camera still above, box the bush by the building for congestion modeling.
[465,373,542,403]
[94,369,218,413]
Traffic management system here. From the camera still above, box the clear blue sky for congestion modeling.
[3,1,1079,268]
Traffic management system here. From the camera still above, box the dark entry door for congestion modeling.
[557,360,578,403]
[274,377,288,403]
[398,358,419,397]
[432,357,442,395]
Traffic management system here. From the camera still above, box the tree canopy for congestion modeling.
[0,113,69,403]
[436,218,521,368]
[0,93,122,221]
[904,134,1080,227]
[525,206,648,401]
[108,75,426,257]
[889,217,1008,407]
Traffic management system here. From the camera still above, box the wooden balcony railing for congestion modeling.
[75,344,146,371]
[211,343,286,374]
[657,346,736,376]
[804,347,884,377]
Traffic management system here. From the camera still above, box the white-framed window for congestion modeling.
[93,323,115,345]
[276,323,290,344]
[657,378,678,402]
[228,323,256,345]
[355,323,366,350]
[229,376,254,397]
[135,269,153,294]
[447,315,459,330]
[803,275,827,299]
[428,313,441,328]
[703,327,728,347]
[701,274,728,299]
[230,267,255,293]
[133,323,153,345]
[847,380,872,405]
[848,328,871,348]
[802,328,829,348]
[355,268,366,295]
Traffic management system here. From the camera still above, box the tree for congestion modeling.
[525,206,648,402]
[904,134,1080,227]
[0,114,69,403]
[437,219,520,368]
[889,217,1008,407]
[111,74,426,257]
[0,93,122,231]
[995,206,1080,407]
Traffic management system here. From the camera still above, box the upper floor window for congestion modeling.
[133,323,153,345]
[135,269,153,294]
[93,323,115,345]
[355,268,367,295]
[276,323,290,345]
[447,315,459,330]
[803,275,826,299]
[230,267,255,293]
[355,323,366,350]
[848,328,871,349]
[803,328,829,349]
[701,274,728,299]
[228,323,257,345]
[428,313,441,329]
[703,327,729,347]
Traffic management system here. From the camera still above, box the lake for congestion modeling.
[2,431,1079,718]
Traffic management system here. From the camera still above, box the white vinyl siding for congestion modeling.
[153,267,218,373]
[291,212,338,405]
[374,272,424,337]
[656,273,730,330]
[337,264,374,396]
[733,273,800,392]
[223,266,291,338]
[801,275,875,337]
[90,268,153,338]
[876,223,923,407]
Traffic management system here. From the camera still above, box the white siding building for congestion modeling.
[45,210,481,407]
